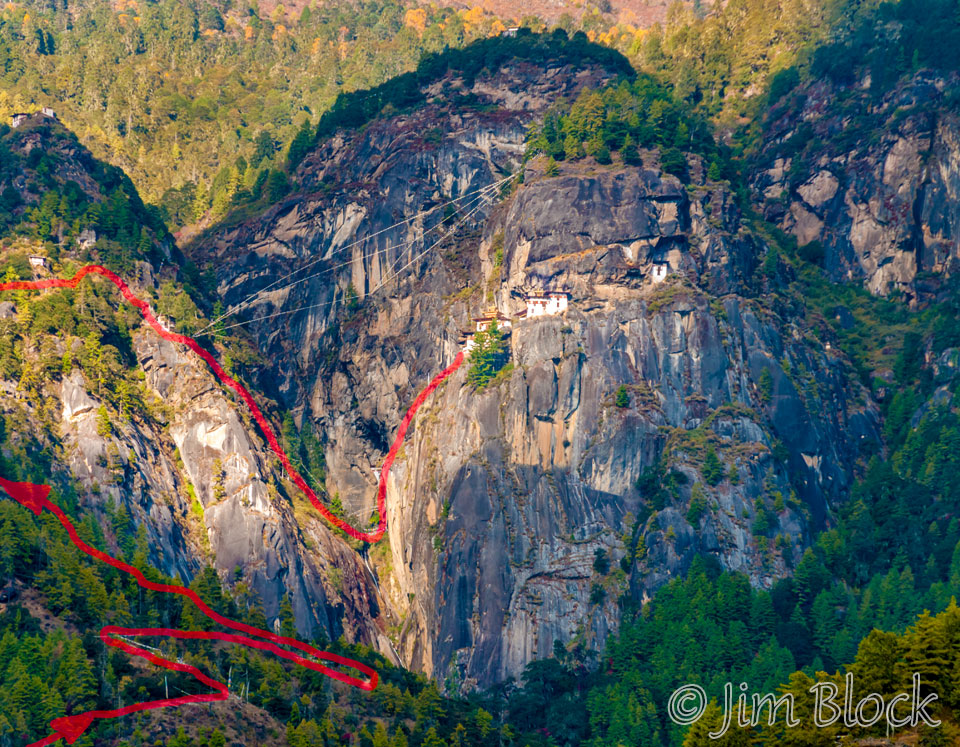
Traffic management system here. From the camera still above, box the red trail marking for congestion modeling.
[0,265,466,744]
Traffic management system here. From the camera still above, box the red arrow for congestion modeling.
[0,476,51,516]
[48,714,94,745]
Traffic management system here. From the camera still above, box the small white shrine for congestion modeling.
[461,308,512,352]
[472,308,512,333]
[523,290,569,318]
[651,260,670,283]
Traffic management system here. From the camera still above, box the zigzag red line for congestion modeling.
[1,264,464,542]
[0,265,467,744]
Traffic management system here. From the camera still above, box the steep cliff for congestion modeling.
[6,288,390,646]
[750,70,960,301]
[189,57,881,688]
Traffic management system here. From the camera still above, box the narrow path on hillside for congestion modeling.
[0,265,467,745]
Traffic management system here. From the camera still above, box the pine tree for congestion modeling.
[372,722,390,747]
[0,629,18,672]
[54,577,74,612]
[286,120,315,172]
[279,593,296,639]
[136,227,152,257]
[53,638,97,711]
[563,133,585,160]
[414,684,445,725]
[621,134,641,165]
[192,180,209,222]
[421,727,447,747]
[703,445,724,485]
[794,550,829,610]
[810,591,841,663]
[3,659,32,719]
[96,405,112,438]
[466,321,507,389]
[615,385,629,408]
[758,367,773,403]
[904,610,953,696]
[682,700,754,746]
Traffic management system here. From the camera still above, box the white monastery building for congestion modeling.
[522,289,569,318]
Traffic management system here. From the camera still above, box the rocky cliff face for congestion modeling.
[189,61,881,689]
[3,54,895,693]
[52,310,388,646]
[310,158,877,690]
[3,273,387,660]
[750,70,960,301]
[133,326,386,648]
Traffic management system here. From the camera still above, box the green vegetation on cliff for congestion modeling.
[525,73,733,179]
[4,2,960,746]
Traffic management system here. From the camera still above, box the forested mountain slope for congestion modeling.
[0,0,500,210]
[3,2,960,747]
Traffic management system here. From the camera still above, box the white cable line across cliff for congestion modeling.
[212,193,491,334]
[212,185,499,334]
[201,174,511,332]
[208,183,496,329]
[197,172,517,335]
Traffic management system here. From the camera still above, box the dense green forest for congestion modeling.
[607,0,960,154]
[5,0,959,229]
[525,73,732,179]
[0,0,507,218]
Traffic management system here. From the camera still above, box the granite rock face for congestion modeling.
[301,161,877,690]
[43,322,389,652]
[189,54,880,687]
[751,71,960,300]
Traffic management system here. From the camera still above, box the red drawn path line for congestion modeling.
[0,265,467,745]
[0,264,465,542]
[0,476,378,746]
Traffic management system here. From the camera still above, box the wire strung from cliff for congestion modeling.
[207,179,497,332]
[199,171,517,333]
[196,171,518,336]
[198,173,513,335]
[211,181,501,334]
[210,184,495,333]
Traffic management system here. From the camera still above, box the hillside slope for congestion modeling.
[187,35,882,690]
[0,114,389,660]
